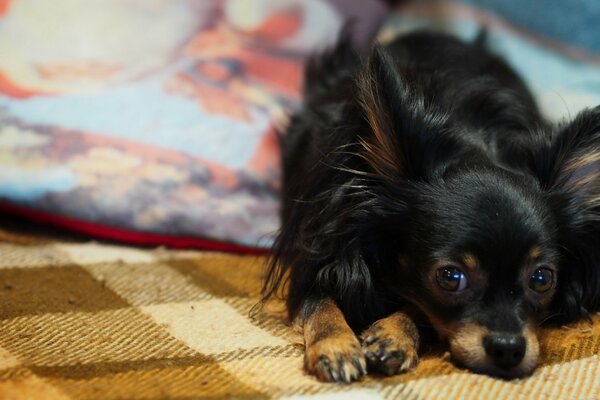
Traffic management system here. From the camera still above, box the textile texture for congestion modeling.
[1,0,600,250]
[0,0,388,249]
[0,226,599,399]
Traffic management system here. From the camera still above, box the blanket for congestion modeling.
[0,222,599,399]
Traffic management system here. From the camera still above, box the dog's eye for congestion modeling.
[436,267,468,292]
[529,267,555,293]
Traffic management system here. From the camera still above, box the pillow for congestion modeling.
[0,0,388,252]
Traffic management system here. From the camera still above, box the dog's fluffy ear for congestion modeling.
[534,107,600,319]
[540,107,600,225]
[557,109,600,215]
[355,45,458,180]
[355,45,405,177]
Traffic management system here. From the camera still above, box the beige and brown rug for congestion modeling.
[0,225,599,400]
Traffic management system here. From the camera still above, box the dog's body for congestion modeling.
[263,31,600,382]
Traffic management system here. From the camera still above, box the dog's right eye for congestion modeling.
[436,267,468,292]
[529,267,555,293]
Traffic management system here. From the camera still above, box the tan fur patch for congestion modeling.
[449,322,489,367]
[520,324,540,374]
[303,299,366,382]
[369,311,420,345]
[304,299,350,347]
[356,70,401,177]
[360,311,419,375]
[462,253,479,271]
[528,246,542,262]
[448,321,540,376]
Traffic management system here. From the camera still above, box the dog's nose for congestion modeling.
[483,333,526,370]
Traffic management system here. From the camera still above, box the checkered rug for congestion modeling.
[0,227,599,399]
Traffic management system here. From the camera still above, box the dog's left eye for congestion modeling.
[436,267,468,292]
[529,267,555,293]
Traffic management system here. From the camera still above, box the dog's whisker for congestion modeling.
[538,312,566,326]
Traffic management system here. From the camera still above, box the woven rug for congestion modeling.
[0,226,599,399]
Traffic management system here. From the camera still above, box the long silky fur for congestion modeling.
[262,30,600,332]
[262,35,466,329]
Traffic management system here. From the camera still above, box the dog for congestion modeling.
[262,29,600,383]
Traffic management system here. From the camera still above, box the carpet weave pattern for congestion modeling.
[0,230,599,399]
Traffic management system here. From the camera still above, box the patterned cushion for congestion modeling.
[0,0,388,250]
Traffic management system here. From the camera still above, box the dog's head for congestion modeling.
[356,46,600,378]
[397,168,555,378]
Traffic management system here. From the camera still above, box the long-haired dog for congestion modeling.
[262,30,600,382]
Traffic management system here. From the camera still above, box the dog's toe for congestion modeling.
[360,320,419,375]
[305,336,367,383]
[363,339,418,375]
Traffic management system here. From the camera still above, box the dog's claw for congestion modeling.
[354,358,367,376]
[330,369,340,382]
[339,364,349,383]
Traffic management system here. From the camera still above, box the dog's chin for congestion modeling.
[447,323,540,379]
[452,357,537,380]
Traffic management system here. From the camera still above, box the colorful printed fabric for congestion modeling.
[0,228,599,399]
[0,0,388,249]
[2,0,600,250]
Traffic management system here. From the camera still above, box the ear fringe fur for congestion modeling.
[553,107,600,219]
[356,46,404,178]
[541,107,600,322]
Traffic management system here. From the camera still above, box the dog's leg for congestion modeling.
[303,298,367,383]
[360,311,419,375]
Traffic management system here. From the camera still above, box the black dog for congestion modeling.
[262,30,600,383]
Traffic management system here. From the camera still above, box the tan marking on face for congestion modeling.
[448,322,489,368]
[528,246,542,262]
[447,321,540,377]
[462,253,479,271]
[520,324,540,374]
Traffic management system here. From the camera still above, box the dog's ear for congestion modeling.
[537,107,600,223]
[355,45,460,180]
[556,108,600,213]
[532,107,600,319]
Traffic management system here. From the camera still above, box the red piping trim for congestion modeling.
[0,201,268,255]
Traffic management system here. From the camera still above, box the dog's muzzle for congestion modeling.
[483,332,526,370]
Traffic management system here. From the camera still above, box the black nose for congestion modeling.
[483,333,526,370]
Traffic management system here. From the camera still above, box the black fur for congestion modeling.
[263,30,600,377]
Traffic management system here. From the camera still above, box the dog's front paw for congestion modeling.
[360,314,419,376]
[305,334,367,383]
